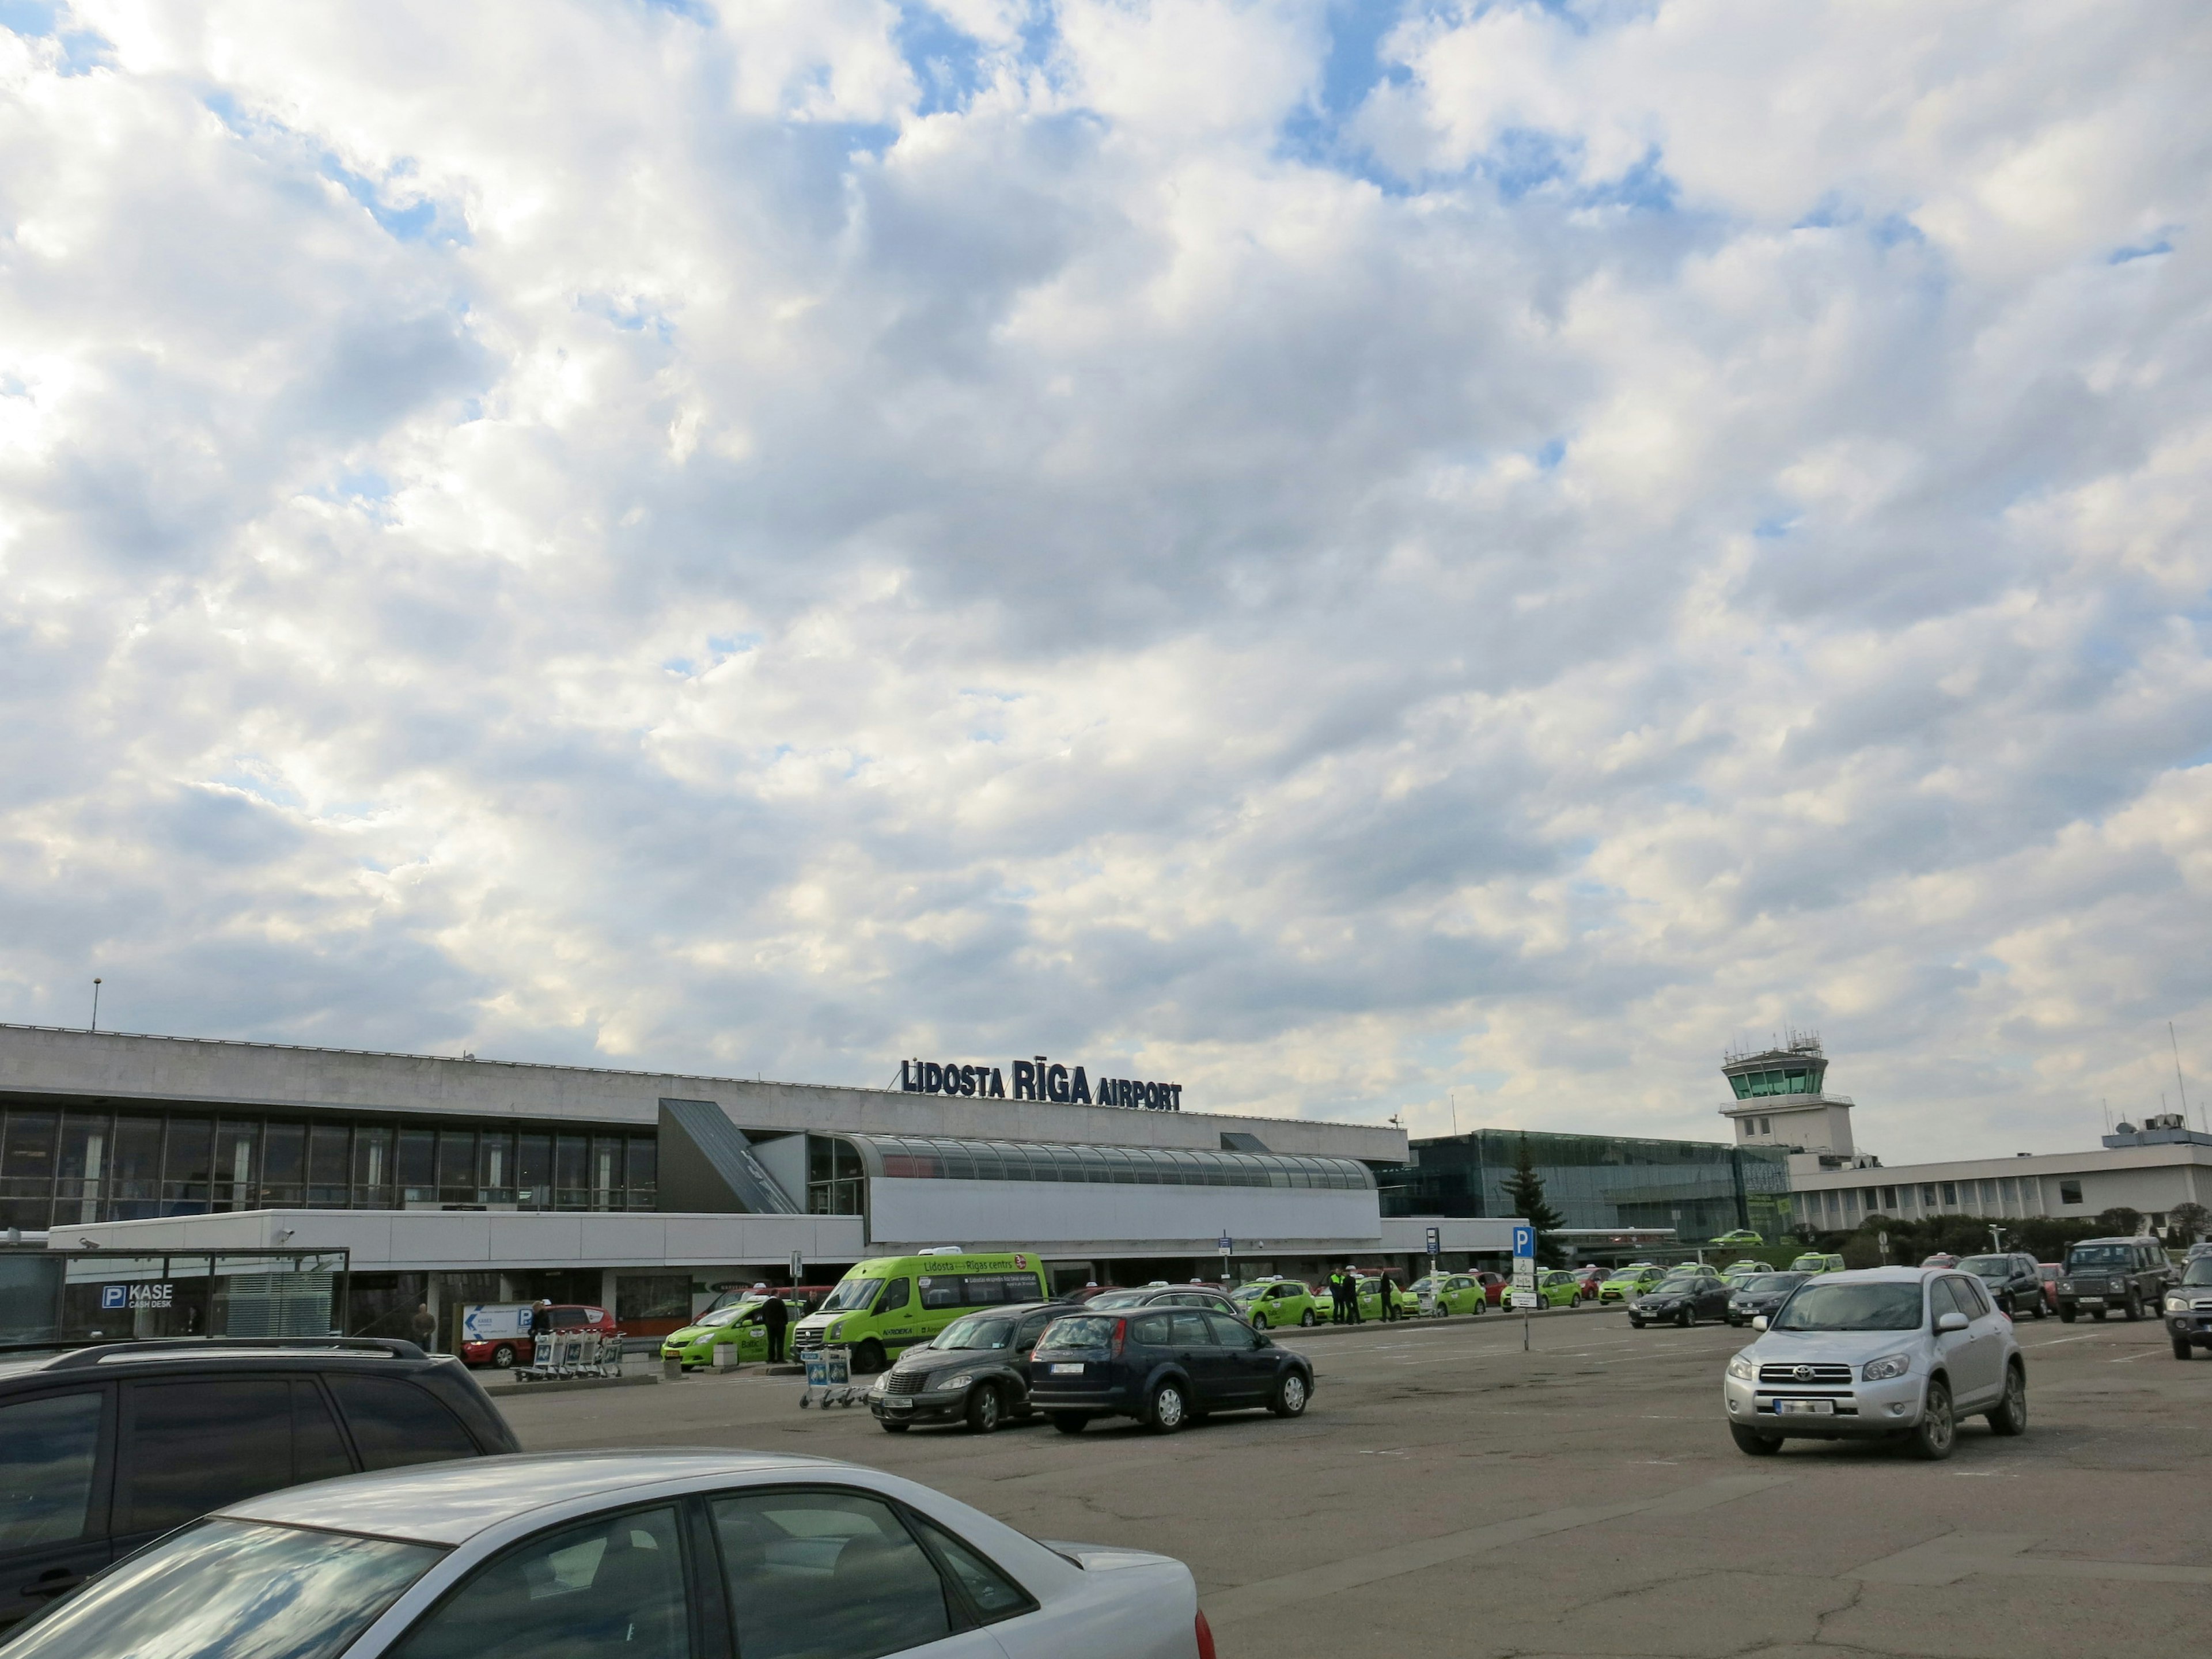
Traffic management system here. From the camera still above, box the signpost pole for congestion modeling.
[1513,1225,1536,1352]
[1219,1233,1233,1288]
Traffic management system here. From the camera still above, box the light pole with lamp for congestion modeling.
[89,977,101,1032]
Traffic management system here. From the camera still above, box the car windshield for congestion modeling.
[1772,1282,1924,1331]
[1654,1272,1698,1287]
[1232,1286,1264,1300]
[2181,1260,2212,1287]
[1789,1257,1828,1271]
[2067,1245,2135,1268]
[1039,1315,1117,1349]
[935,1316,1016,1351]
[817,1277,885,1314]
[1744,1275,1803,1293]
[1084,1290,1150,1309]
[1955,1256,2010,1276]
[696,1301,758,1327]
[1,1518,441,1659]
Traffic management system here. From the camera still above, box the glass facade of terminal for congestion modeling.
[1377,1128,1791,1243]
[844,1134,1374,1191]
[0,1100,659,1230]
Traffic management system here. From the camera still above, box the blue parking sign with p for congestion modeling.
[1512,1226,1535,1259]
[100,1285,127,1310]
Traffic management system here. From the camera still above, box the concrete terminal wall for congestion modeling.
[865,1176,1382,1254]
[0,1025,1406,1164]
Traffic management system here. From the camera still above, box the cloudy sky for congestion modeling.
[2,0,2208,1158]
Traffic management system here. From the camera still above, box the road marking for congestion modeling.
[1847,1533,2212,1588]
[2022,1332,2107,1347]
[1202,1473,1791,1623]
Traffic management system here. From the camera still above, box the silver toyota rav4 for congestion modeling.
[1722,1266,2027,1460]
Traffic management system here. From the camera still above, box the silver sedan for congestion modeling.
[0,1449,1209,1659]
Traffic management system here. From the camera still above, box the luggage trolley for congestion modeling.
[798,1346,863,1409]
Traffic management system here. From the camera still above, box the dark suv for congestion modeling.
[1955,1252,2047,1319]
[1028,1305,1312,1433]
[869,1301,1059,1434]
[2165,1257,2212,1359]
[2057,1237,2178,1322]
[0,1338,517,1630]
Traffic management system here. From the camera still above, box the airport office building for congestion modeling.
[0,1025,1516,1344]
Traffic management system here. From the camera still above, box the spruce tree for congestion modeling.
[1503,1135,1567,1267]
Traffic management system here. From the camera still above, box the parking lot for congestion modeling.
[502,1304,2212,1658]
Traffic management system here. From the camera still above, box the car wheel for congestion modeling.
[1729,1425,1782,1456]
[2058,1305,2075,1323]
[2032,1297,2048,1320]
[1300,1309,1316,1327]
[1986,1365,2027,1435]
[853,1340,887,1374]
[878,1418,910,1434]
[1676,1305,1694,1329]
[965,1384,1003,1434]
[2123,1292,2143,1322]
[1252,1312,1269,1331]
[1050,1412,1090,1434]
[1271,1371,1309,1418]
[1145,1380,1189,1434]
[491,1344,516,1369]
[1910,1380,1956,1460]
[2174,1337,2194,1361]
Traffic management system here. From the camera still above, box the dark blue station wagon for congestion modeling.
[1027,1306,1313,1433]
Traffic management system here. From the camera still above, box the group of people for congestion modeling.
[1326,1264,1400,1324]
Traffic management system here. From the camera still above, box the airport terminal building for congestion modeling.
[0,1024,1505,1343]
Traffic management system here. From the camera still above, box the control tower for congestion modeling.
[1717,1032,1863,1170]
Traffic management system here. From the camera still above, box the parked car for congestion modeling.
[0,1449,1212,1659]
[1510,1270,1585,1311]
[1084,1285,1245,1321]
[1407,1273,1490,1316]
[1599,1265,1667,1302]
[2164,1257,2212,1360]
[459,1302,615,1369]
[1630,1266,1730,1327]
[0,1337,517,1633]
[1726,1271,1810,1327]
[2186,1242,2212,1263]
[1919,1253,1960,1269]
[791,1251,1050,1373]
[870,1302,1062,1433]
[2036,1263,2064,1313]
[1954,1253,2047,1320]
[1474,1271,1509,1305]
[1722,1267,2027,1460]
[1711,1229,1765,1248]
[1788,1252,1848,1276]
[661,1295,773,1370]
[2056,1236,2179,1322]
[1722,1260,1777,1284]
[1563,1265,1607,1300]
[1029,1305,1314,1433]
[1232,1278,1320,1330]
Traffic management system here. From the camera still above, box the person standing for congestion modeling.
[1327,1269,1346,1325]
[1380,1268,1400,1323]
[1346,1266,1366,1325]
[410,1301,437,1351]
[762,1289,790,1365]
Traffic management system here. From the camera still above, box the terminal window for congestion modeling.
[2059,1179,2083,1206]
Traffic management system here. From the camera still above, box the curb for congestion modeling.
[483,1372,660,1396]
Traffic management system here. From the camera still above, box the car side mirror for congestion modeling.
[1936,1310,1969,1334]
[1751,1316,1768,1331]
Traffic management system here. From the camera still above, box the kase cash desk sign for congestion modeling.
[100,1283,174,1311]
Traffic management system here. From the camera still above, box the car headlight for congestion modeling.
[2167,1296,2189,1315]
[828,1321,846,1340]
[1861,1353,1912,1382]
[938,1373,974,1391]
[869,1375,887,1393]
[1726,1354,1755,1381]
[2059,1281,2071,1292]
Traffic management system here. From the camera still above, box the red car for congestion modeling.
[2037,1263,2064,1314]
[460,1302,618,1369]
[1475,1271,1508,1306]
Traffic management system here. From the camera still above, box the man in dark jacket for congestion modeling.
[762,1290,790,1363]
[410,1302,438,1351]
[1327,1270,1346,1325]
[1379,1268,1400,1322]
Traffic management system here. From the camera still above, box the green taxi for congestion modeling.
[1233,1278,1320,1330]
[1598,1264,1668,1302]
[1721,1260,1775,1283]
[1789,1252,1848,1275]
[1508,1270,1583,1311]
[1711,1229,1765,1248]
[660,1296,769,1369]
[1408,1274,1488,1316]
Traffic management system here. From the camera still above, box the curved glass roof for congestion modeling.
[842,1134,1374,1192]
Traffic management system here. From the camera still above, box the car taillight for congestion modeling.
[1194,1609,1216,1659]
[1111,1317,1127,1358]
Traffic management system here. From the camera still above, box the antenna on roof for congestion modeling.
[2172,1022,2199,1135]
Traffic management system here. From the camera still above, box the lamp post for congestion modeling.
[90,977,101,1032]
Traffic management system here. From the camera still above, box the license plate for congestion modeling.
[1051,1363,1084,1374]
[1775,1399,1835,1416]
[882,1399,911,1411]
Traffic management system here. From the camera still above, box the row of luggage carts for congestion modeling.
[515,1330,624,1382]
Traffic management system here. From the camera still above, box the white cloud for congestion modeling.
[1,0,2209,1162]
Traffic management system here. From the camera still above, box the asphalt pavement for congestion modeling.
[499,1302,2212,1658]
